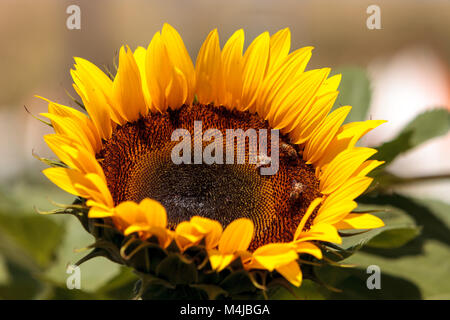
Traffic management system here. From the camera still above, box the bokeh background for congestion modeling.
[0,0,449,299]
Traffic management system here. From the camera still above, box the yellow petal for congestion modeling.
[276,260,303,287]
[334,213,385,230]
[296,223,342,244]
[166,66,189,109]
[124,224,150,236]
[195,29,223,105]
[42,167,91,198]
[208,250,235,272]
[161,23,196,104]
[146,31,171,112]
[267,28,291,73]
[43,113,98,155]
[71,58,116,137]
[82,173,113,207]
[44,134,104,178]
[43,134,80,170]
[146,32,189,111]
[133,46,153,111]
[319,147,378,194]
[294,197,323,239]
[242,256,266,270]
[114,201,142,226]
[291,91,337,140]
[316,177,374,225]
[315,199,358,226]
[72,57,113,98]
[271,68,330,132]
[252,243,298,271]
[87,202,114,218]
[295,242,323,259]
[316,120,387,169]
[140,198,168,229]
[39,99,101,153]
[113,46,148,121]
[317,74,342,95]
[352,159,385,178]
[240,32,270,111]
[190,216,223,249]
[175,221,203,251]
[221,29,244,108]
[218,218,254,254]
[256,47,313,119]
[303,106,352,164]
[334,176,373,201]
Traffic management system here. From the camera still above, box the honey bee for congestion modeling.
[280,142,298,160]
[289,180,304,200]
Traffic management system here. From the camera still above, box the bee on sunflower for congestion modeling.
[37,23,386,299]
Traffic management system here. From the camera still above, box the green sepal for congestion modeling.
[156,254,198,285]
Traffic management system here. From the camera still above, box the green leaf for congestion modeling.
[96,266,138,299]
[0,210,65,269]
[401,109,450,146]
[140,283,207,300]
[270,279,327,300]
[372,131,413,166]
[156,254,198,285]
[352,195,450,299]
[331,67,371,123]
[326,202,418,260]
[314,265,422,299]
[366,227,421,249]
[375,109,450,166]
[190,284,227,300]
[0,258,46,299]
[0,255,8,285]
[43,215,120,292]
[358,194,450,244]
[219,270,256,296]
[42,285,99,300]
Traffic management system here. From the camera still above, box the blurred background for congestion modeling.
[0,0,449,299]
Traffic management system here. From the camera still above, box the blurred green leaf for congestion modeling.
[43,215,120,292]
[190,284,228,300]
[314,265,422,299]
[358,194,450,245]
[96,266,138,299]
[0,211,65,269]
[41,285,99,300]
[352,195,450,299]
[140,283,207,300]
[0,176,74,214]
[325,203,418,261]
[332,67,371,123]
[219,270,256,296]
[0,208,67,299]
[156,254,198,285]
[0,255,8,285]
[0,259,46,299]
[400,109,450,146]
[366,227,421,249]
[44,266,139,300]
[370,171,450,192]
[375,109,450,166]
[270,279,327,300]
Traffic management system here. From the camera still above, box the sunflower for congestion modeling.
[38,23,385,295]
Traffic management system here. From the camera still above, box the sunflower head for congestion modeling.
[38,23,385,299]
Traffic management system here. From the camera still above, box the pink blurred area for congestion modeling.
[366,46,450,176]
[0,0,449,201]
[364,46,450,200]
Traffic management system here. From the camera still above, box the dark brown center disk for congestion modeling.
[98,104,321,250]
